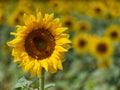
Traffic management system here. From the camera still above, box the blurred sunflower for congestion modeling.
[7,11,71,77]
[105,25,120,43]
[97,59,112,69]
[76,1,88,15]
[105,12,116,20]
[75,20,91,33]
[47,0,64,13]
[62,15,76,30]
[72,34,89,54]
[106,1,120,18]
[0,9,6,25]
[35,2,48,15]
[87,2,107,18]
[90,36,114,59]
[61,2,73,15]
[17,0,34,9]
[9,7,32,26]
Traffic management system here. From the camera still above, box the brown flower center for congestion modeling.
[53,2,58,8]
[107,14,113,19]
[97,43,107,53]
[25,29,55,60]
[19,11,24,16]
[65,20,72,27]
[80,25,86,31]
[95,7,101,13]
[15,18,20,24]
[78,39,86,47]
[110,31,118,38]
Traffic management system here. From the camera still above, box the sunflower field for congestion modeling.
[0,0,120,90]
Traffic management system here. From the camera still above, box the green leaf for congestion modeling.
[13,76,32,89]
[45,83,55,90]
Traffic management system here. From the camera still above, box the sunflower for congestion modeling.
[60,1,74,15]
[105,1,120,18]
[62,15,76,30]
[90,36,114,59]
[75,20,91,33]
[72,34,89,54]
[17,0,34,9]
[47,0,64,13]
[35,2,48,15]
[105,12,117,20]
[97,59,112,69]
[9,6,32,26]
[76,1,88,15]
[7,11,71,78]
[105,25,120,43]
[0,9,6,25]
[87,2,107,18]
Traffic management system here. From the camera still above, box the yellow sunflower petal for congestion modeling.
[30,15,36,22]
[50,27,68,36]
[30,60,38,77]
[12,47,24,57]
[53,18,61,27]
[57,60,63,70]
[24,61,34,72]
[40,59,48,72]
[44,13,54,22]
[43,14,54,28]
[7,37,23,46]
[24,14,32,25]
[55,46,68,52]
[37,63,42,78]
[55,27,68,35]
[14,57,20,62]
[48,64,57,73]
[37,11,43,23]
[47,59,56,73]
[16,26,27,33]
[45,22,53,29]
[56,38,71,45]
[10,32,17,36]
[55,34,69,40]
[51,57,58,70]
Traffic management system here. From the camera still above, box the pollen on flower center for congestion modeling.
[25,29,55,60]
[97,43,107,53]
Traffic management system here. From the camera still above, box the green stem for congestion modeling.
[41,68,45,90]
[37,77,40,90]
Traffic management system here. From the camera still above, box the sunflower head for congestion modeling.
[0,9,6,25]
[62,15,76,30]
[75,20,91,33]
[105,25,120,43]
[47,0,64,13]
[72,34,89,54]
[97,59,112,69]
[87,2,107,18]
[107,2,120,18]
[7,11,71,78]
[9,6,32,26]
[90,35,114,59]
[76,2,88,15]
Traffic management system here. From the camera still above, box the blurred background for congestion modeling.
[0,0,120,90]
